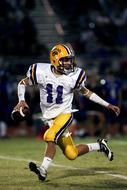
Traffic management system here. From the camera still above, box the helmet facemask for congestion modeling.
[57,56,75,75]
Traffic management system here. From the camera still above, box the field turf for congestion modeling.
[0,136,127,190]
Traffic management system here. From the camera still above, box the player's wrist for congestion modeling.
[19,100,26,103]
[107,103,113,109]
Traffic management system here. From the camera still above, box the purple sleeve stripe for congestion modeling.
[74,69,84,89]
[29,65,34,84]
[33,64,37,84]
[77,73,86,88]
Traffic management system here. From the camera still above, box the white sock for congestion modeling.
[87,143,100,152]
[40,157,52,171]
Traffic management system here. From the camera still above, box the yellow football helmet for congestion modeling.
[50,44,75,75]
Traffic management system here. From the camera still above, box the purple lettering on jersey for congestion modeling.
[56,85,63,104]
[46,83,53,103]
[46,84,63,104]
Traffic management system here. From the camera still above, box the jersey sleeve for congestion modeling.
[74,68,87,89]
[26,64,38,85]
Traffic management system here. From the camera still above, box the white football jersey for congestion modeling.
[27,63,86,120]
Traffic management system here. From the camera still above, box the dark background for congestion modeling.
[0,0,127,138]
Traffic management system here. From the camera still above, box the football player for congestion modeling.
[13,44,120,181]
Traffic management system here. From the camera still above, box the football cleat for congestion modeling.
[29,162,47,181]
[97,139,114,161]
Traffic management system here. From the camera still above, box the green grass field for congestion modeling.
[0,136,127,190]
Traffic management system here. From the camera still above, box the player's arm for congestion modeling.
[80,87,120,116]
[13,77,30,111]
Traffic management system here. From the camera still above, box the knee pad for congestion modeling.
[43,130,55,142]
[64,145,78,160]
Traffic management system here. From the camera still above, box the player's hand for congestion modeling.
[107,104,120,116]
[13,100,29,112]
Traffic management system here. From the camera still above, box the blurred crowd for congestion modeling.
[50,0,127,58]
[0,0,127,138]
[0,0,46,55]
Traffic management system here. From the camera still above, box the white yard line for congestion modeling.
[0,155,80,170]
[96,171,127,180]
[0,155,36,163]
[0,155,127,180]
[108,174,127,180]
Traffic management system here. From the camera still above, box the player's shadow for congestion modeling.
[82,180,127,190]
[49,166,115,180]
[44,167,127,190]
[45,181,127,190]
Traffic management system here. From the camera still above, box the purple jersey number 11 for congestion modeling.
[46,83,63,104]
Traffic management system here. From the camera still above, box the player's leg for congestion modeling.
[58,130,78,160]
[76,138,113,160]
[76,142,100,156]
[77,139,113,161]
[29,143,54,181]
[58,131,98,159]
[58,132,113,161]
[29,113,73,181]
